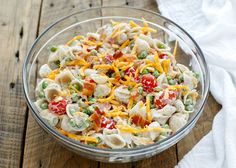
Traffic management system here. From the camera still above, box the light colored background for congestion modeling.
[0,0,220,167]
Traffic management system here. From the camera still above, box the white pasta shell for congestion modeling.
[48,45,74,63]
[135,38,150,53]
[139,34,155,47]
[34,99,47,112]
[87,32,100,41]
[90,74,108,84]
[177,63,189,72]
[60,115,77,133]
[44,83,61,101]
[104,134,126,149]
[146,54,155,61]
[94,84,111,98]
[103,128,118,135]
[84,69,98,76]
[117,33,128,45]
[39,64,51,78]
[114,85,130,104]
[40,109,59,126]
[55,69,75,86]
[157,73,168,84]
[129,101,147,118]
[35,78,55,95]
[174,99,186,113]
[131,136,153,146]
[66,104,80,118]
[144,122,161,141]
[183,71,198,89]
[169,113,189,133]
[152,105,176,125]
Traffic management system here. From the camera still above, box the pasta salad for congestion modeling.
[35,19,199,149]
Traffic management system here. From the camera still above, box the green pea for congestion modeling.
[154,86,162,92]
[90,50,97,56]
[50,46,57,52]
[138,50,148,59]
[88,97,96,102]
[138,86,143,94]
[40,102,48,110]
[71,93,79,102]
[166,75,172,81]
[83,107,93,115]
[73,83,80,91]
[42,81,48,89]
[185,104,194,111]
[153,70,159,77]
[163,124,169,129]
[141,69,149,75]
[185,96,193,105]
[158,43,166,49]
[38,91,45,98]
[168,79,175,85]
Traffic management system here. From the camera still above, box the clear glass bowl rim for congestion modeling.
[22,6,210,154]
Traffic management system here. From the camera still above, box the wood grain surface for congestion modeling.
[0,0,221,168]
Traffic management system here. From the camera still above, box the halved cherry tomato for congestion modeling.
[101,116,116,129]
[131,114,150,128]
[48,98,67,115]
[141,74,158,93]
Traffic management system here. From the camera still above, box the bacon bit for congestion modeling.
[113,50,123,59]
[83,80,96,96]
[90,112,101,131]
[125,67,136,77]
[101,116,116,129]
[95,106,105,115]
[131,114,150,128]
[105,54,114,63]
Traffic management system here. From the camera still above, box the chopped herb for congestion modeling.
[138,50,148,59]
[54,60,60,66]
[88,142,97,147]
[73,83,81,91]
[83,106,94,115]
[179,75,184,82]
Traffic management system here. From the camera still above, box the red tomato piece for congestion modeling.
[159,53,168,59]
[141,74,158,93]
[48,98,67,115]
[101,116,116,129]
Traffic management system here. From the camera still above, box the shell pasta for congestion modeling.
[35,19,199,149]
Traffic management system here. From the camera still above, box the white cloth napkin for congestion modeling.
[156,0,236,167]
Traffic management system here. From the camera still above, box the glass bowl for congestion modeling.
[23,6,209,163]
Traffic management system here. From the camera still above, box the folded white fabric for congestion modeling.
[156,0,236,167]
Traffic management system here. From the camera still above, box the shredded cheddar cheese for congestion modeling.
[162,59,171,74]
[116,125,170,133]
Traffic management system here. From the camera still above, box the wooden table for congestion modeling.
[0,0,221,167]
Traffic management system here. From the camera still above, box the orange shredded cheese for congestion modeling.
[129,20,138,27]
[116,125,170,133]
[154,52,164,73]
[47,69,60,80]
[66,35,84,46]
[119,39,130,50]
[162,59,171,74]
[59,129,98,143]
